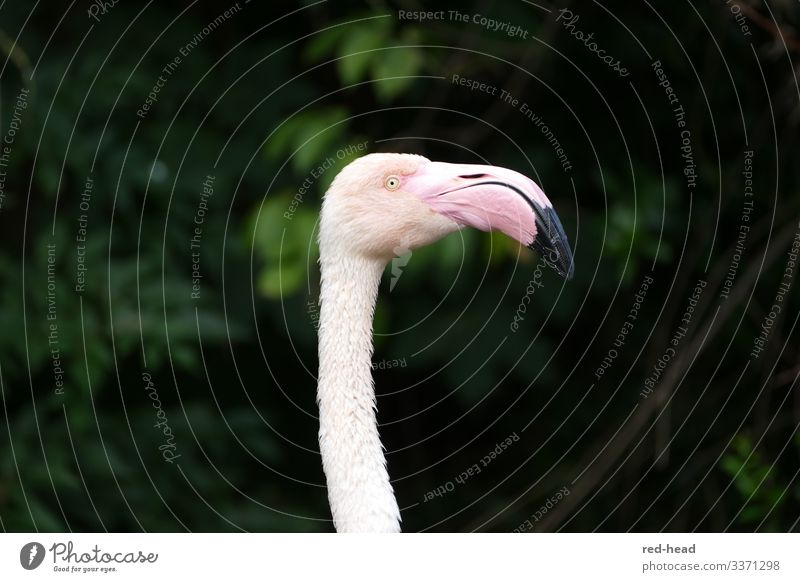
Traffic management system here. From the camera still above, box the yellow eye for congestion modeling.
[385,176,401,190]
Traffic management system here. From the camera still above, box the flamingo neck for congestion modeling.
[317,251,401,532]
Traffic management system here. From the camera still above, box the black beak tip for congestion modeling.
[529,206,575,281]
[529,240,575,280]
[561,259,575,281]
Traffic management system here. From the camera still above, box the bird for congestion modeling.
[316,153,574,532]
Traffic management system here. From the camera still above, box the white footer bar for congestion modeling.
[1,533,796,581]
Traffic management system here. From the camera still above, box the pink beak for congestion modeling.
[406,161,574,279]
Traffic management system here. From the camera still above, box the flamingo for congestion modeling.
[316,153,574,532]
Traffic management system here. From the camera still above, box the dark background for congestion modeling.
[0,0,798,532]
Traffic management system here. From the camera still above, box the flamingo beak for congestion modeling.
[406,161,575,279]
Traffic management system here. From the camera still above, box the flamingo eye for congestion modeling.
[384,176,401,190]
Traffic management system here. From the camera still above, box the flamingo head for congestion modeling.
[319,153,574,279]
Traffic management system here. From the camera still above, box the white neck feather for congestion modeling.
[317,251,401,532]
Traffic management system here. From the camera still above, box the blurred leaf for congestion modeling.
[249,193,318,299]
[337,27,385,85]
[303,25,349,62]
[372,47,423,102]
[265,108,348,173]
